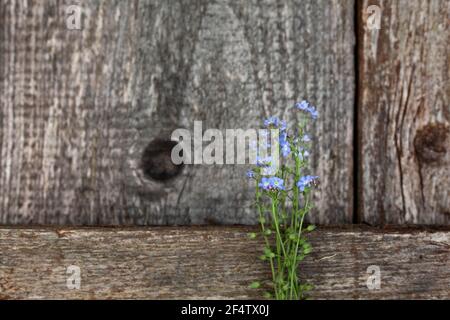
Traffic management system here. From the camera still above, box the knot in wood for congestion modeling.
[414,123,449,164]
[141,139,183,181]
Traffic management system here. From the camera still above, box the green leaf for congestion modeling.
[258,217,266,224]
[303,245,312,255]
[306,225,316,232]
[264,229,272,236]
[299,283,314,292]
[305,283,314,291]
[259,255,267,261]
[249,281,261,289]
[263,291,272,299]
[264,247,275,258]
[247,232,257,239]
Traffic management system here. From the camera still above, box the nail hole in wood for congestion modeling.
[141,139,183,181]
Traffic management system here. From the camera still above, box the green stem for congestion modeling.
[290,192,310,299]
[270,196,288,298]
[256,184,278,299]
[287,145,302,299]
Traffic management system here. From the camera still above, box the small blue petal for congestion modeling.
[281,143,291,158]
[259,176,285,191]
[295,100,319,120]
[302,134,311,142]
[297,175,319,192]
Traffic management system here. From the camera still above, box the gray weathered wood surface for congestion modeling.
[358,0,450,225]
[0,0,355,225]
[0,226,448,299]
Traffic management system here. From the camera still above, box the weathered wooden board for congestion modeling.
[0,226,448,299]
[358,0,450,225]
[0,0,355,225]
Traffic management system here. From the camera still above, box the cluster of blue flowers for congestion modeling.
[259,177,285,191]
[297,175,319,192]
[249,100,319,194]
[255,175,318,193]
[263,116,287,131]
[295,100,318,120]
[248,100,320,299]
[263,117,291,158]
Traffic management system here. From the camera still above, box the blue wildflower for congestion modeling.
[295,100,310,112]
[297,175,319,192]
[281,143,291,158]
[295,100,318,120]
[277,130,291,158]
[279,130,287,143]
[309,107,318,120]
[302,134,311,143]
[264,116,280,128]
[247,170,255,178]
[259,177,285,191]
[297,147,310,161]
[259,177,272,190]
[270,177,285,190]
[264,117,287,131]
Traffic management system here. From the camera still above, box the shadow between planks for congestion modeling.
[0,225,449,300]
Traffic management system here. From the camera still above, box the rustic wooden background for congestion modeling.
[0,0,449,300]
[0,0,448,226]
[0,0,356,225]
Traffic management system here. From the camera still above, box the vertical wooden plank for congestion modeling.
[0,0,355,225]
[359,0,449,225]
[0,0,142,224]
[175,0,356,225]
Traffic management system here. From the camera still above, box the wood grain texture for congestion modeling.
[358,0,450,225]
[0,0,355,225]
[0,226,448,299]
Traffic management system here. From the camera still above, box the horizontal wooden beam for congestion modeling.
[0,226,449,299]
